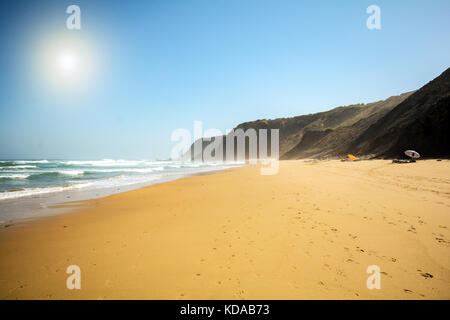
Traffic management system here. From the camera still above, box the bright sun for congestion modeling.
[57,52,79,74]
[38,34,98,91]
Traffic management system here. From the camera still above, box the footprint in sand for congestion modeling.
[435,237,448,244]
[419,272,434,279]
[235,289,246,299]
[407,225,417,233]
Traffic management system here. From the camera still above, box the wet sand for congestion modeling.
[0,160,449,299]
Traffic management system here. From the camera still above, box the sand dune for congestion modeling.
[0,160,449,299]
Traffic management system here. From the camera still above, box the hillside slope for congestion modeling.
[186,68,449,160]
[349,68,450,158]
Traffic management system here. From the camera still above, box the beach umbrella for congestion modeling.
[347,154,357,161]
[404,150,420,159]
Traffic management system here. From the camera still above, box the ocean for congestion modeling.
[0,159,242,201]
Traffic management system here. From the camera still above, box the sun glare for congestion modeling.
[57,52,78,74]
[38,34,99,92]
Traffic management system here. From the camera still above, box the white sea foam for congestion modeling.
[0,174,30,179]
[65,159,149,167]
[69,174,163,189]
[0,174,163,200]
[0,186,73,200]
[84,168,159,173]
[0,165,36,169]
[59,170,85,176]
[14,160,49,164]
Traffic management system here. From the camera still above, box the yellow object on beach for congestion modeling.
[347,154,357,161]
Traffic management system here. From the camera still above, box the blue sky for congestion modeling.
[0,0,449,159]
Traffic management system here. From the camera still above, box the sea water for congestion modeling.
[0,159,242,201]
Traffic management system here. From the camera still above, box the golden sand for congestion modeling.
[0,160,449,299]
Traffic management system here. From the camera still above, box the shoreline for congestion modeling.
[0,165,235,224]
[0,159,449,299]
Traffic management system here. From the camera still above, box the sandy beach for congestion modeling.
[0,159,449,299]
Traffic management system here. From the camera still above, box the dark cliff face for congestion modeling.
[349,68,450,158]
[186,68,449,160]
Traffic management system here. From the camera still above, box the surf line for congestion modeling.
[180,304,214,318]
